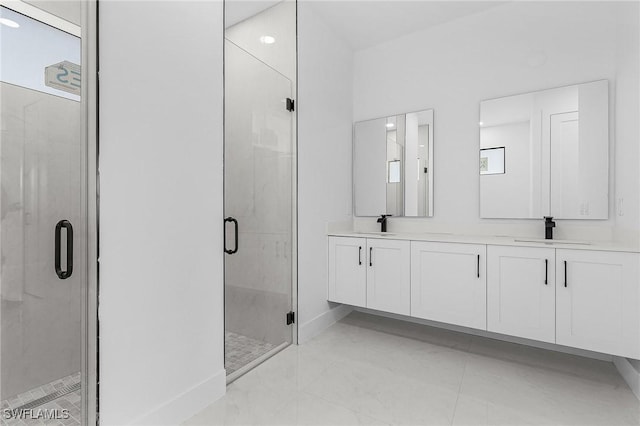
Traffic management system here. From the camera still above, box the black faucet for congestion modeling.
[377,215,391,232]
[544,216,556,240]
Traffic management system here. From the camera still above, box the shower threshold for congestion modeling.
[225,331,289,384]
[0,372,81,425]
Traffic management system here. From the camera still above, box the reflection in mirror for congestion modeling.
[479,80,608,220]
[480,147,505,175]
[385,115,405,215]
[354,109,433,217]
[406,110,433,216]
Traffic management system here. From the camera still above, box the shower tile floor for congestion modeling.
[225,331,277,375]
[1,373,81,426]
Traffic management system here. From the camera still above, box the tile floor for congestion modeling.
[226,331,278,375]
[1,373,81,426]
[186,312,640,425]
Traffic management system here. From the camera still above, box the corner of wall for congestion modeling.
[299,304,353,344]
[614,357,640,401]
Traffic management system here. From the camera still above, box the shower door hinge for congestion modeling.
[286,98,295,112]
[286,311,295,325]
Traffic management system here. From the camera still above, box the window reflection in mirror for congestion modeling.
[388,160,401,183]
[480,147,505,175]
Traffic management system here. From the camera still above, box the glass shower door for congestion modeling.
[1,3,87,424]
[224,40,294,376]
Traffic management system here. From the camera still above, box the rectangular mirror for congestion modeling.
[354,109,434,217]
[479,80,608,219]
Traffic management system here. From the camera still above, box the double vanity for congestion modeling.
[328,232,640,360]
[340,78,639,361]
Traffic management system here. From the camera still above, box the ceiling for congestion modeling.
[226,1,508,50]
[225,0,281,28]
[305,1,507,50]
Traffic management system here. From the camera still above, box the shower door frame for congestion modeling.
[222,0,299,380]
[0,1,99,423]
[83,1,99,425]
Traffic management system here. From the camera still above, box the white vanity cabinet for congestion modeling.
[367,238,411,315]
[556,249,640,359]
[410,242,487,330]
[328,237,366,307]
[328,236,410,315]
[487,245,556,343]
[328,234,640,359]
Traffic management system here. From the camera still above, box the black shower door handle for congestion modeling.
[55,219,73,279]
[224,217,238,254]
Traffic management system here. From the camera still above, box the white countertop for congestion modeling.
[328,231,640,253]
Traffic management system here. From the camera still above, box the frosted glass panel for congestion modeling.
[1,3,86,421]
[0,6,80,101]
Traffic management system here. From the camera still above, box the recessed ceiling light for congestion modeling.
[385,123,394,128]
[419,144,425,147]
[0,18,20,28]
[260,35,275,45]
[478,121,484,126]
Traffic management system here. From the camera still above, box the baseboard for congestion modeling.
[131,368,226,425]
[298,304,353,344]
[614,357,640,401]
[353,307,613,362]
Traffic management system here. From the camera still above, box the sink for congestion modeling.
[354,231,398,236]
[514,238,591,245]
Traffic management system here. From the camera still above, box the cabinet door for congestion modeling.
[487,245,555,343]
[366,239,411,315]
[411,242,486,330]
[328,237,366,307]
[556,249,640,358]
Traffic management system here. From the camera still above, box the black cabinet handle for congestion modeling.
[224,217,238,254]
[358,246,362,265]
[55,220,73,279]
[545,259,548,285]
[369,247,373,267]
[477,254,480,278]
[564,260,567,287]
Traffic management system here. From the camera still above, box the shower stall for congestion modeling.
[0,2,96,424]
[223,0,297,378]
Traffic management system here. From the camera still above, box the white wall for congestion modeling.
[99,2,225,424]
[297,2,354,341]
[353,1,639,243]
[613,2,640,241]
